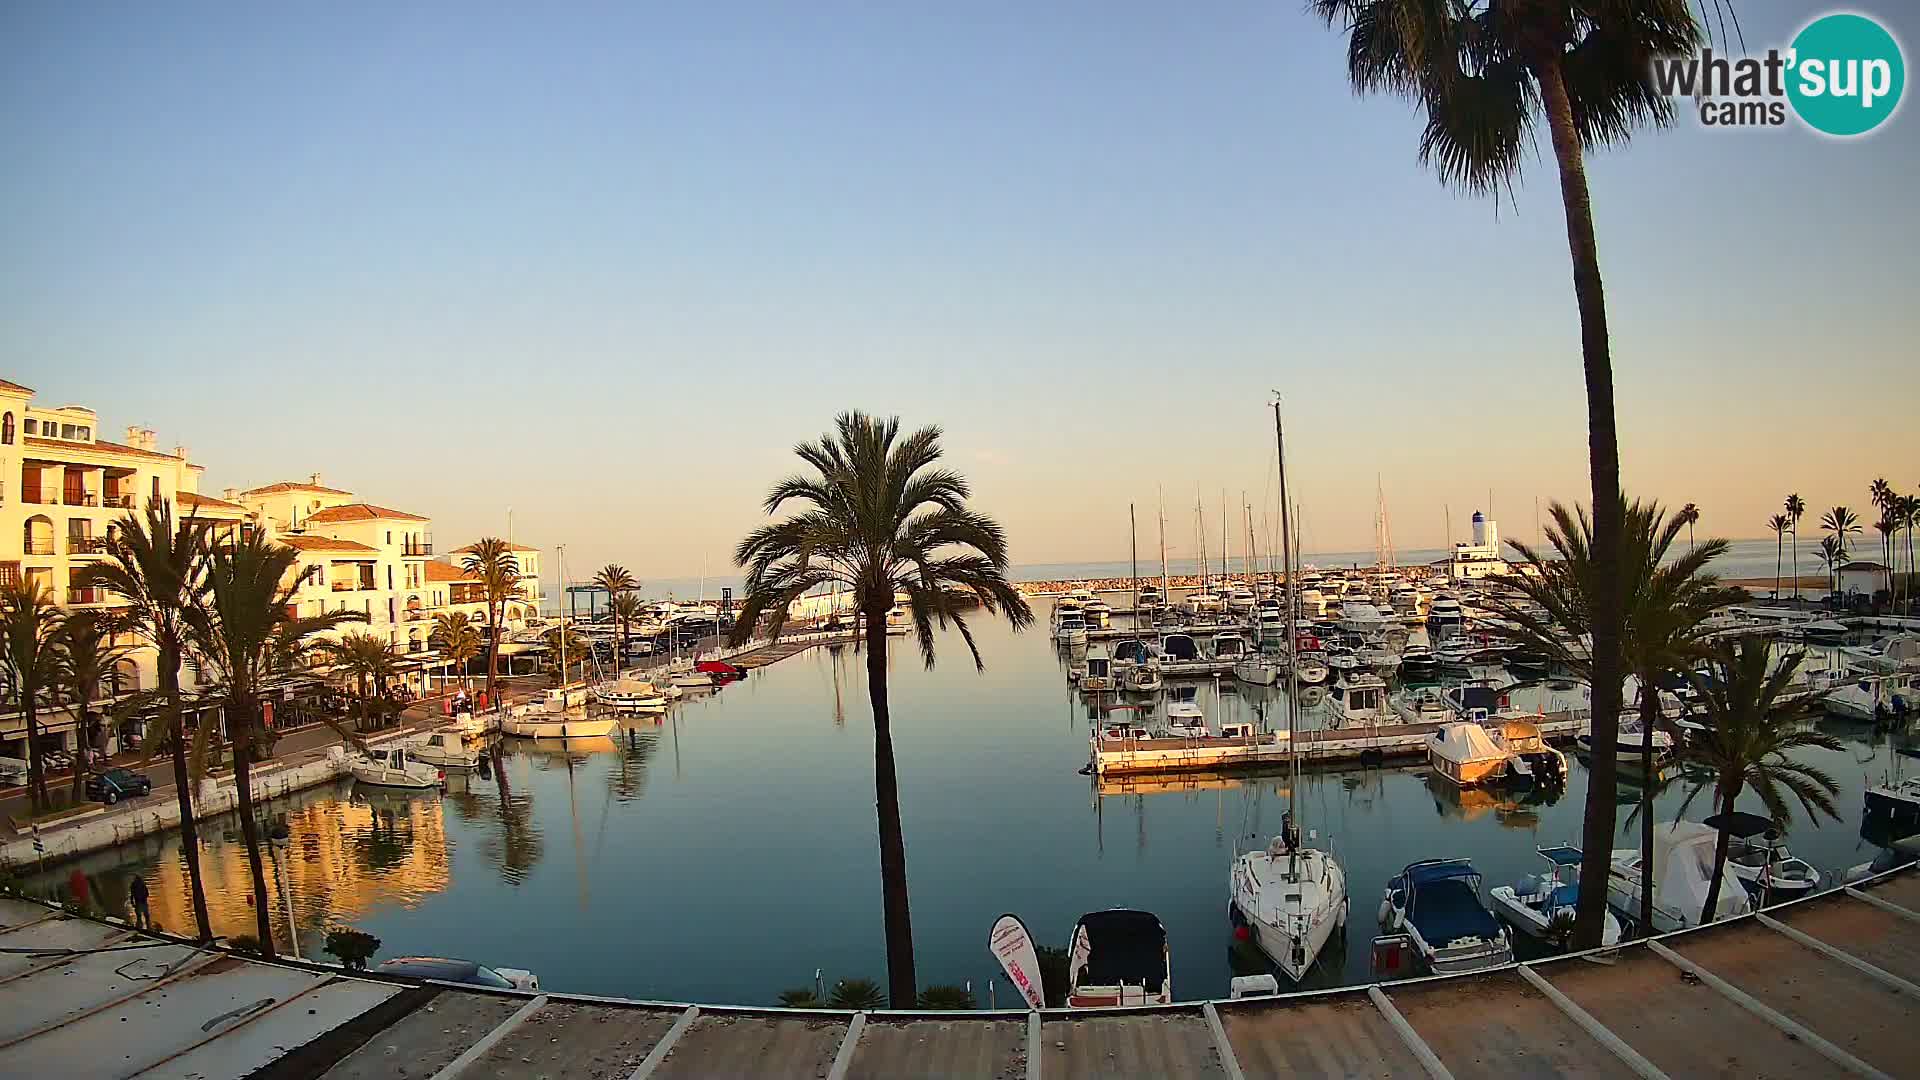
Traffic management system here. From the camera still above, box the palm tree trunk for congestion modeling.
[1636,682,1660,935]
[24,700,46,813]
[485,602,501,707]
[1791,529,1800,602]
[161,646,213,941]
[70,706,91,802]
[1774,534,1782,602]
[228,697,277,957]
[1700,781,1738,925]
[864,599,915,1006]
[1535,55,1626,953]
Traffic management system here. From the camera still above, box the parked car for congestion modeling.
[85,767,153,804]
[375,956,539,990]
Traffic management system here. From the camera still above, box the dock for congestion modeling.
[3,867,1918,1077]
[1090,715,1587,777]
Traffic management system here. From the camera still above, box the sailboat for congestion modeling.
[1119,505,1164,694]
[1229,397,1348,982]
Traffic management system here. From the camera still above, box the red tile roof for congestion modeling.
[239,481,355,497]
[178,491,246,512]
[301,502,427,524]
[0,378,33,394]
[452,541,540,553]
[425,562,474,583]
[24,436,185,462]
[278,535,378,554]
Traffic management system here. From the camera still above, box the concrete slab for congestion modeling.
[0,896,59,931]
[464,999,680,1077]
[1539,946,1839,1078]
[142,976,403,1080]
[0,939,206,1042]
[847,1017,1026,1079]
[1860,871,1920,915]
[1389,970,1633,1079]
[1218,992,1421,1079]
[318,990,524,1080]
[5,956,324,1077]
[1044,1011,1229,1080]
[0,916,124,980]
[652,1012,847,1079]
[1777,892,1920,984]
[1672,917,1920,1077]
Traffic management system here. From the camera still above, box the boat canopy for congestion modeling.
[1537,845,1584,866]
[1113,640,1149,664]
[1403,861,1501,944]
[1162,635,1198,660]
[1432,722,1505,762]
[1070,910,1168,993]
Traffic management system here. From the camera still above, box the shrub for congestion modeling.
[916,984,976,1010]
[777,988,822,1008]
[827,978,886,1009]
[323,927,381,970]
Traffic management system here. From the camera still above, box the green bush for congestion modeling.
[916,984,976,1010]
[827,978,886,1009]
[777,988,823,1008]
[323,927,381,970]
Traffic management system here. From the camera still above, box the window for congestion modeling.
[385,530,392,545]
[1,413,11,444]
[151,476,159,503]
[20,418,32,436]
[76,427,89,440]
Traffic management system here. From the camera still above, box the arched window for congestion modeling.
[1,412,12,444]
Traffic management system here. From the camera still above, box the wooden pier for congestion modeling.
[5,867,1919,1078]
[1090,715,1587,777]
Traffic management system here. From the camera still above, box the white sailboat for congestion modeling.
[1229,396,1347,983]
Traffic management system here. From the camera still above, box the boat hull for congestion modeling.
[501,717,620,739]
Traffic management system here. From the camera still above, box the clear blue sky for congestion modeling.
[4,1,1915,577]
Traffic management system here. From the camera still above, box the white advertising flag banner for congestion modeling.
[988,914,1046,1010]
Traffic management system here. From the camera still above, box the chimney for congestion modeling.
[309,472,323,487]
[126,425,156,451]
[223,487,239,502]
[174,444,189,462]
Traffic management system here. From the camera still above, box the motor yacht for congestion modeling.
[1398,644,1440,682]
[1066,910,1173,1008]
[1165,701,1210,738]
[1326,673,1390,728]
[1395,686,1452,725]
[1052,603,1089,645]
[1211,631,1251,661]
[407,731,480,770]
[1824,671,1916,723]
[1607,821,1751,932]
[1082,645,1117,692]
[1377,859,1513,976]
[348,746,444,790]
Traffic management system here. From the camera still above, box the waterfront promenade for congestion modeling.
[2,866,1916,1077]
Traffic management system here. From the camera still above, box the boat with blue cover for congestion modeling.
[1377,858,1514,975]
[1489,845,1621,945]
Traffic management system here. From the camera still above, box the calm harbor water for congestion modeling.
[27,610,1912,1005]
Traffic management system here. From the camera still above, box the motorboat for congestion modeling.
[1053,604,1089,645]
[407,731,480,770]
[1226,585,1258,616]
[501,688,620,739]
[593,674,670,711]
[1066,910,1172,1008]
[1230,815,1348,982]
[1165,702,1210,738]
[1082,645,1117,692]
[1577,717,1674,763]
[1233,654,1282,687]
[885,604,912,635]
[669,666,716,688]
[1824,672,1916,723]
[1427,723,1510,787]
[1337,600,1391,636]
[348,746,444,790]
[1211,632,1251,661]
[1184,591,1225,617]
[1606,820,1751,932]
[1254,599,1286,642]
[1098,709,1156,744]
[1486,720,1567,789]
[1865,775,1920,827]
[1326,673,1390,728]
[1398,645,1440,682]
[1377,859,1513,976]
[1724,835,1822,901]
[1324,646,1364,677]
[1083,597,1113,629]
[1395,686,1453,725]
[1505,646,1551,679]
[1358,643,1400,678]
[1490,846,1621,946]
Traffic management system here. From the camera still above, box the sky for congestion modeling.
[3,1,1916,580]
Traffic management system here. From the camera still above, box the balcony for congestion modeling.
[331,579,376,593]
[23,540,55,557]
[67,586,106,605]
[68,535,110,556]
[403,539,434,557]
[103,493,134,510]
[63,491,99,507]
[20,491,58,506]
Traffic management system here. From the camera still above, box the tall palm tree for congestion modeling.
[1822,506,1861,601]
[729,412,1034,1003]
[52,610,137,801]
[609,591,644,669]
[1766,513,1791,602]
[1484,497,1734,936]
[1900,494,1920,611]
[431,611,482,697]
[592,564,635,607]
[317,631,400,732]
[462,539,521,707]
[1785,494,1807,601]
[1677,503,1700,554]
[190,532,364,956]
[1309,0,1701,948]
[1874,514,1900,608]
[0,578,64,812]
[75,499,215,941]
[1681,638,1842,923]
[543,624,589,685]
[1817,535,1845,602]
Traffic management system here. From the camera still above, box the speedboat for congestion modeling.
[1606,821,1751,932]
[1165,702,1210,738]
[407,731,480,770]
[1066,910,1172,1008]
[1377,859,1513,975]
[1398,645,1440,682]
[1824,672,1916,723]
[1724,835,1822,901]
[349,746,444,790]
[1211,632,1251,661]
[1487,720,1567,788]
[1326,673,1390,728]
[1233,654,1282,687]
[1427,723,1510,787]
[1082,645,1116,692]
[1395,686,1452,725]
[1230,815,1348,982]
[1490,846,1621,946]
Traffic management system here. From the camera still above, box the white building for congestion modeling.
[441,542,544,632]
[1448,511,1510,579]
[1837,561,1892,599]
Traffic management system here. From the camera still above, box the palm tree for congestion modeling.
[74,499,215,941]
[190,532,364,956]
[1484,497,1734,936]
[0,578,64,812]
[52,611,138,801]
[1681,638,1842,923]
[1785,494,1807,602]
[1766,513,1791,602]
[542,624,589,684]
[1309,0,1701,948]
[1900,494,1920,611]
[592,564,635,606]
[462,539,521,707]
[431,612,482,697]
[1677,503,1700,554]
[729,412,1034,1003]
[1874,514,1900,608]
[609,591,644,669]
[317,632,399,732]
[1817,535,1845,602]
[1822,506,1861,601]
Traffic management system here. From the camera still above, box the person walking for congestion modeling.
[129,875,151,930]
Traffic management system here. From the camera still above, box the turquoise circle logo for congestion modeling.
[1787,13,1905,136]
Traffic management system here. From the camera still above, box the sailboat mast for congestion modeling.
[1129,504,1140,642]
[1158,491,1170,601]
[1221,490,1230,591]
[1273,397,1299,874]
